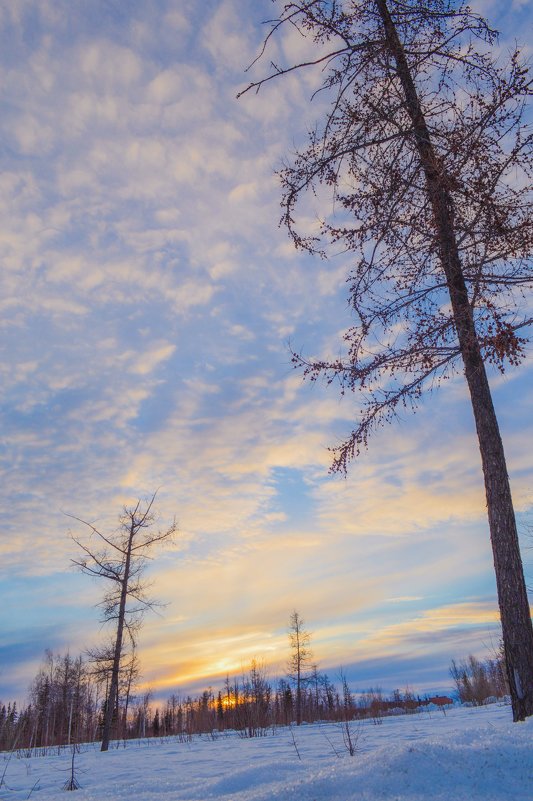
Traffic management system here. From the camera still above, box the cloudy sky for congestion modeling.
[1,0,532,706]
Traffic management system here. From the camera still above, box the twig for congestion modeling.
[288,724,302,760]
[27,778,41,799]
[319,725,342,757]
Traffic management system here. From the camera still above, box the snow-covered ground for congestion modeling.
[2,704,532,800]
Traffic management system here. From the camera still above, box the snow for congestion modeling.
[2,705,532,800]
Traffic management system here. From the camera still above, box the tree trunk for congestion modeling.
[100,523,134,751]
[295,624,302,725]
[376,0,533,721]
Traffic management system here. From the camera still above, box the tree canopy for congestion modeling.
[242,0,532,470]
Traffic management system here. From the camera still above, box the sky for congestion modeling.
[1,0,532,707]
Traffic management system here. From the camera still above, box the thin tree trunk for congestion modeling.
[100,522,134,751]
[376,0,533,721]
[296,633,302,726]
[67,697,73,747]
[123,666,133,742]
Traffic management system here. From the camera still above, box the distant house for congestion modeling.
[424,696,454,708]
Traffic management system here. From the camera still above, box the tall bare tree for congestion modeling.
[240,1,533,720]
[287,611,314,725]
[70,493,176,749]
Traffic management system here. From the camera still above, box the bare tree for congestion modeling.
[450,651,508,705]
[27,650,94,748]
[240,1,533,720]
[287,611,314,725]
[69,493,176,750]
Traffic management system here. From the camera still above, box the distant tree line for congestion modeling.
[0,651,445,751]
[1,609,508,752]
[3,648,507,751]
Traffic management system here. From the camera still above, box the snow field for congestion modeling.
[1,704,532,800]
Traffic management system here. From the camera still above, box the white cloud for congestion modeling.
[129,341,177,375]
